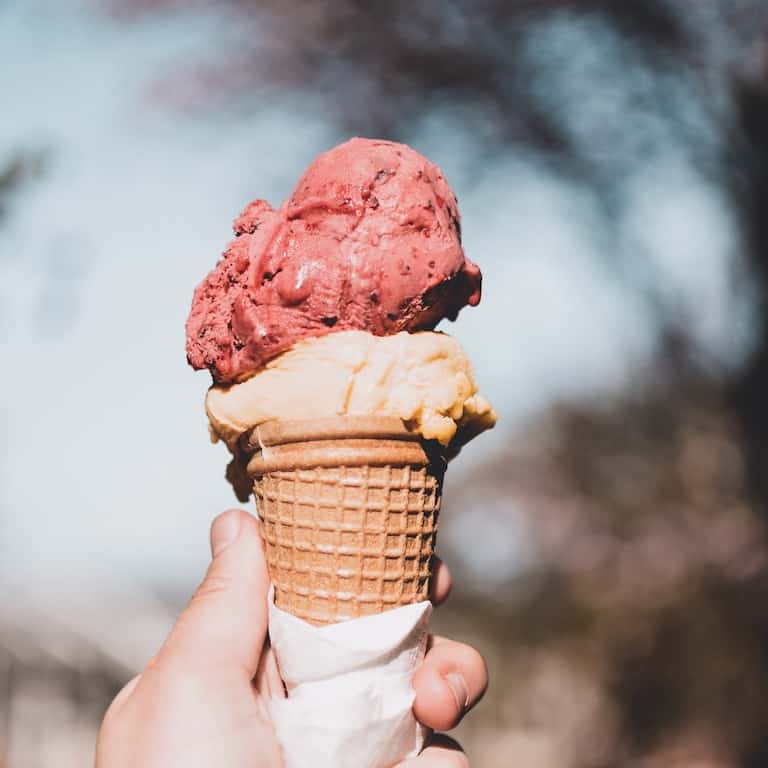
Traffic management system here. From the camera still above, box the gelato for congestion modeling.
[186,138,481,384]
[206,329,496,450]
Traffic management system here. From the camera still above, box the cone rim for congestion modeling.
[247,415,419,451]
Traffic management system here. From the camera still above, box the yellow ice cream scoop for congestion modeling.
[206,329,496,450]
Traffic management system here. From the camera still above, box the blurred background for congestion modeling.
[2,1,768,765]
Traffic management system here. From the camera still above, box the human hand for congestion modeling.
[96,509,488,767]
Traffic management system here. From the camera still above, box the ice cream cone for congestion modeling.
[245,415,447,625]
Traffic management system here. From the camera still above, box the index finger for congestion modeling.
[430,556,453,607]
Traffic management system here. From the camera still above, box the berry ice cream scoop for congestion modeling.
[186,137,481,384]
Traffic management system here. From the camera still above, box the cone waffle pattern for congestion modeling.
[255,462,442,625]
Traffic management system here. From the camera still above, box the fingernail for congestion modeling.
[211,512,241,557]
[444,672,469,711]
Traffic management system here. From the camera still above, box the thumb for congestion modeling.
[159,509,271,678]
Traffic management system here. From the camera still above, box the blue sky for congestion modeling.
[0,0,753,589]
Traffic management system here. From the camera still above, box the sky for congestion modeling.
[0,0,754,590]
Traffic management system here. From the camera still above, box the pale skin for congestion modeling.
[96,509,488,768]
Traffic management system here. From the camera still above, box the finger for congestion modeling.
[254,641,285,701]
[157,509,270,678]
[102,673,141,721]
[252,641,285,721]
[397,734,468,767]
[429,556,452,607]
[413,636,488,731]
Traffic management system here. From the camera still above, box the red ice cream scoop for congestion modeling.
[186,137,482,384]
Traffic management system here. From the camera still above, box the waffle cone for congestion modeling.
[245,415,447,625]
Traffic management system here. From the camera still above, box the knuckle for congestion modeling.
[191,571,231,603]
[452,643,488,692]
[460,643,483,669]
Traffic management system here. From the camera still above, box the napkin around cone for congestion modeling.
[268,588,432,768]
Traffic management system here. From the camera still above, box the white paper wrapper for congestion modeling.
[268,589,432,768]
